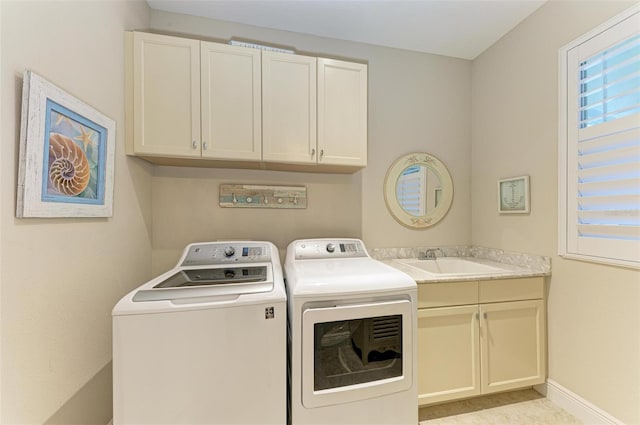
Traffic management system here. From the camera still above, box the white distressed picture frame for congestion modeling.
[17,71,116,217]
[498,175,530,214]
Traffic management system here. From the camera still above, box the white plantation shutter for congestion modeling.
[579,34,640,128]
[560,5,640,268]
[396,165,427,216]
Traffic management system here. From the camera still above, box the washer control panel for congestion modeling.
[181,242,271,266]
[294,239,367,260]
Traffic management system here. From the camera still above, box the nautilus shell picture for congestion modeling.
[17,71,114,218]
[46,110,100,200]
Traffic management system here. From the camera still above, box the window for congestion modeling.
[559,5,640,268]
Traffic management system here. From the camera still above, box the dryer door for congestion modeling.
[301,299,413,408]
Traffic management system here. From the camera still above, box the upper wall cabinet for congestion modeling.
[201,42,262,161]
[127,32,261,162]
[130,32,201,158]
[261,54,368,168]
[262,51,317,165]
[126,31,368,172]
[317,58,367,167]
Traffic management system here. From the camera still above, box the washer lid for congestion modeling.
[154,266,267,288]
[133,266,273,302]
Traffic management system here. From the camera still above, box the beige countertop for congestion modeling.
[383,257,550,284]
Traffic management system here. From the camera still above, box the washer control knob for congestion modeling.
[326,243,336,253]
[224,246,236,257]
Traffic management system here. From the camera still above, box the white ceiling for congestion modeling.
[146,0,546,60]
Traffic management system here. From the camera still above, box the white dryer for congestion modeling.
[113,241,286,425]
[285,238,417,425]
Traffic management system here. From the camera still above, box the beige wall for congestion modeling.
[149,11,472,272]
[471,1,640,423]
[0,1,151,424]
[360,46,471,249]
[151,167,362,272]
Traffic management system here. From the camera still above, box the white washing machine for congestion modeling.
[112,241,287,425]
[284,238,417,425]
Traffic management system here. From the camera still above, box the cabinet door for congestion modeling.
[262,52,317,164]
[417,305,481,406]
[200,42,261,161]
[317,59,367,166]
[480,299,546,394]
[132,32,201,157]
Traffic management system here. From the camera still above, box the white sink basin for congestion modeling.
[394,257,512,277]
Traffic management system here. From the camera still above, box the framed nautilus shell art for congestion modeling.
[17,70,115,217]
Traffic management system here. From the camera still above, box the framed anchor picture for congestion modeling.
[17,70,116,217]
[498,175,530,214]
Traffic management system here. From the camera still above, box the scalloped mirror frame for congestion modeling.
[384,152,454,229]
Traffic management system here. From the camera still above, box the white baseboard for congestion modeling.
[534,379,623,425]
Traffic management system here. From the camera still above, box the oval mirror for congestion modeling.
[384,153,453,229]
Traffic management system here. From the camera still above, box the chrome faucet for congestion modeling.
[420,248,442,260]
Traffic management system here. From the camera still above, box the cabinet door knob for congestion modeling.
[320,149,324,158]
[311,148,316,157]
[484,312,488,319]
[203,142,208,150]
[192,140,198,149]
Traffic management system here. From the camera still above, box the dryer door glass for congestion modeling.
[314,315,403,391]
[301,299,413,408]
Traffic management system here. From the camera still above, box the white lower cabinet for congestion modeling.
[417,278,546,406]
[418,305,480,405]
[480,299,546,394]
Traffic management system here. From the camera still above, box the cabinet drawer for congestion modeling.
[418,281,478,308]
[479,277,543,303]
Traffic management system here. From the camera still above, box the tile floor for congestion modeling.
[419,389,583,425]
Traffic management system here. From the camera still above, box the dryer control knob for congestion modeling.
[326,243,336,253]
[224,246,236,257]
